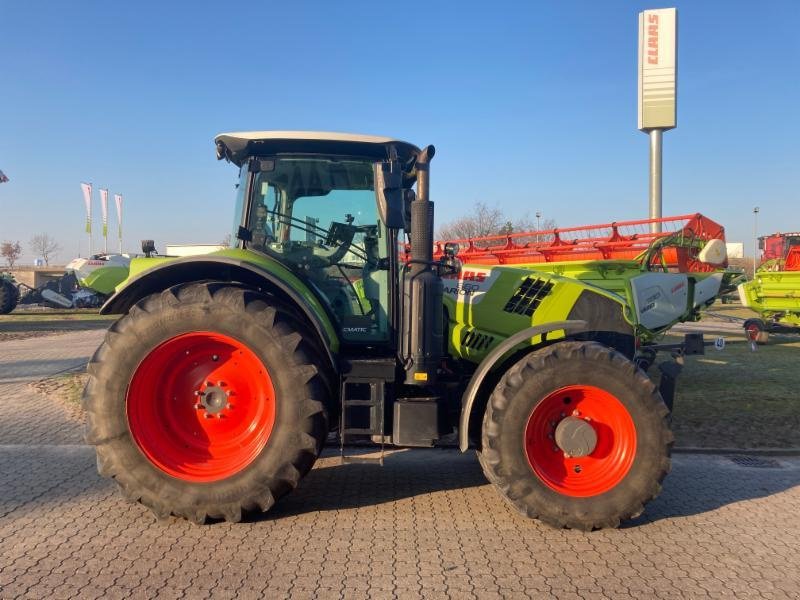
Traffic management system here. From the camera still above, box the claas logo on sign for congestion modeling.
[647,14,659,65]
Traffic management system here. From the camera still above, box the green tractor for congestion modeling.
[84,132,724,529]
[0,255,131,314]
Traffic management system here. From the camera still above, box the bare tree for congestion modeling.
[501,214,557,235]
[29,234,61,266]
[220,233,232,247]
[436,202,557,240]
[435,202,504,240]
[1,241,22,268]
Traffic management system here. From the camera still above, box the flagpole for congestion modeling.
[81,182,93,256]
[100,188,109,254]
[114,194,123,254]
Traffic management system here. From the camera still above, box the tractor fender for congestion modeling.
[458,319,588,452]
[101,255,338,370]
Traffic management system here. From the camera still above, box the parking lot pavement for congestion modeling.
[0,330,105,445]
[2,331,799,599]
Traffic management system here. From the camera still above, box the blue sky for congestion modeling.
[1,1,797,263]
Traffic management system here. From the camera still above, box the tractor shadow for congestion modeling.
[258,447,488,520]
[1,447,797,530]
[259,449,800,526]
[624,453,800,527]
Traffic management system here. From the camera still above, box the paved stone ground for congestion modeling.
[1,331,799,599]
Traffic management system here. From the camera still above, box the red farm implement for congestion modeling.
[432,213,727,272]
[759,232,800,271]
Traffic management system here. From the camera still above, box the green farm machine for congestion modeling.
[738,232,800,342]
[0,254,131,314]
[84,132,733,529]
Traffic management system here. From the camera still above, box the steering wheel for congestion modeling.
[308,221,357,267]
[265,211,360,268]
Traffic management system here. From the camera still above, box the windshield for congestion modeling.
[244,156,391,344]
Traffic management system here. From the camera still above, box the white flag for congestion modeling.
[114,194,123,239]
[81,182,93,234]
[100,189,109,237]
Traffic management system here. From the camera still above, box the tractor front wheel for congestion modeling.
[478,341,672,530]
[83,283,331,523]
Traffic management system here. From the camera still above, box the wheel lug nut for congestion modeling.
[211,355,219,362]
[218,381,226,387]
[203,413,213,419]
[226,403,232,410]
[194,403,202,410]
[572,410,580,417]
[194,390,204,396]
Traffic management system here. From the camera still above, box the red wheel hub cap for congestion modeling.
[524,385,636,497]
[126,332,276,482]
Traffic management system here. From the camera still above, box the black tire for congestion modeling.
[83,282,332,523]
[0,279,19,314]
[478,341,673,530]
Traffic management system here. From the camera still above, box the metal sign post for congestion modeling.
[638,8,677,233]
[649,129,663,229]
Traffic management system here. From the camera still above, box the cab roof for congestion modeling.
[215,130,421,166]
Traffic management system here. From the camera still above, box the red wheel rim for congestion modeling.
[745,324,760,340]
[126,332,276,482]
[524,385,636,497]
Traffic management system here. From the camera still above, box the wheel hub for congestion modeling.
[199,385,228,414]
[554,416,597,457]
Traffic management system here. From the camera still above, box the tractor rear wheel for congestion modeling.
[478,341,672,530]
[0,279,19,314]
[83,283,331,523]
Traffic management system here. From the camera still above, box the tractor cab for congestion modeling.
[217,132,421,346]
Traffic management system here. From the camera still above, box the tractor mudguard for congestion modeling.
[101,254,339,367]
[458,319,588,452]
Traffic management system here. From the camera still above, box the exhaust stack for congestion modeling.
[402,145,444,385]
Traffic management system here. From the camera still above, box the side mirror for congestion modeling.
[374,160,406,229]
[443,242,459,257]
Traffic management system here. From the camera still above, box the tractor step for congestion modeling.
[339,365,390,465]
[340,455,384,465]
